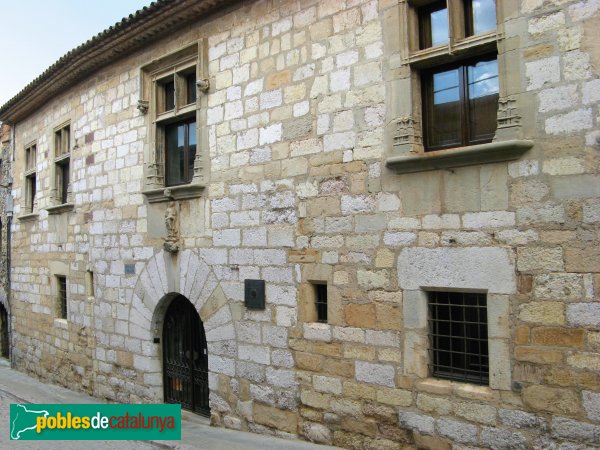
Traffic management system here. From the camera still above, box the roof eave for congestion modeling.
[0,0,231,124]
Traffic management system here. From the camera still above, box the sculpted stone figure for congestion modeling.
[164,200,179,253]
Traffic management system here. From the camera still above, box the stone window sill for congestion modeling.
[142,183,205,203]
[17,212,39,222]
[54,318,68,329]
[385,140,533,174]
[416,377,500,400]
[46,203,75,215]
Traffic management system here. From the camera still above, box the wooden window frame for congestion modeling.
[421,54,499,151]
[164,117,197,187]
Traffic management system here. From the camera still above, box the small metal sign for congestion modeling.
[244,279,265,310]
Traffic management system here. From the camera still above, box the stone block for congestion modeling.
[533,273,584,301]
[454,401,497,425]
[564,245,600,272]
[302,422,331,445]
[531,327,585,348]
[518,301,565,325]
[498,409,543,429]
[375,303,402,330]
[398,247,516,294]
[551,416,599,442]
[523,385,581,416]
[515,346,563,364]
[345,303,376,328]
[313,375,342,395]
[398,412,434,435]
[253,403,297,434]
[480,427,527,450]
[355,360,395,387]
[436,419,478,444]
[416,394,451,415]
[583,391,600,421]
[567,352,600,371]
[517,247,564,272]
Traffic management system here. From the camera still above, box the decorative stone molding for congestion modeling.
[386,140,533,174]
[392,116,423,155]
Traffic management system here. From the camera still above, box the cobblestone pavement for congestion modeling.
[0,360,340,450]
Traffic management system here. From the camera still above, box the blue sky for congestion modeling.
[0,0,152,106]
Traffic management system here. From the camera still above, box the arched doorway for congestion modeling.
[0,303,8,359]
[163,294,210,416]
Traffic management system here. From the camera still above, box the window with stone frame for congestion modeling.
[54,123,71,205]
[139,41,209,203]
[24,142,37,213]
[57,275,68,320]
[428,291,489,385]
[385,0,532,173]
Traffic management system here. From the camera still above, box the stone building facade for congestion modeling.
[0,0,599,448]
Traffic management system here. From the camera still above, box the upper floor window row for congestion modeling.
[418,0,497,49]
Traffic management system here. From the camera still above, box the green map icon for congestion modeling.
[10,404,49,440]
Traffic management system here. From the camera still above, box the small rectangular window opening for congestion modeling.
[428,291,488,385]
[57,276,67,319]
[314,283,328,323]
[86,270,94,298]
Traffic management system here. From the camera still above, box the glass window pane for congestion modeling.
[187,122,197,182]
[468,59,499,143]
[425,67,462,149]
[471,0,496,35]
[430,7,449,46]
[165,123,185,186]
[420,2,448,48]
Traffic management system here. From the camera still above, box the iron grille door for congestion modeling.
[163,296,210,416]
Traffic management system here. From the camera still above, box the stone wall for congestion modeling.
[7,0,600,448]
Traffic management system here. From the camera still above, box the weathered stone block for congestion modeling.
[253,403,297,434]
[518,301,565,325]
[517,247,564,272]
[531,327,584,348]
[436,418,478,444]
[355,360,395,387]
[398,247,516,294]
[523,385,581,416]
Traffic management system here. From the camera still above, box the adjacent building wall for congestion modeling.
[7,0,600,448]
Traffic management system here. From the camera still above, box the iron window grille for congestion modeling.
[57,276,67,319]
[428,291,489,385]
[314,283,328,323]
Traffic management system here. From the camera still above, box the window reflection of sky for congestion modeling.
[433,69,459,104]
[468,60,498,98]
[472,0,496,34]
[431,7,449,46]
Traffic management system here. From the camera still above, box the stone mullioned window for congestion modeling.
[139,41,209,203]
[384,0,533,173]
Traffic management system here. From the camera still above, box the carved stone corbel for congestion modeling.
[137,100,149,114]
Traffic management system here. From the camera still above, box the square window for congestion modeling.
[428,291,489,385]
[57,275,68,319]
[422,55,499,150]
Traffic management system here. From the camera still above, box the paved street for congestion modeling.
[0,360,340,450]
